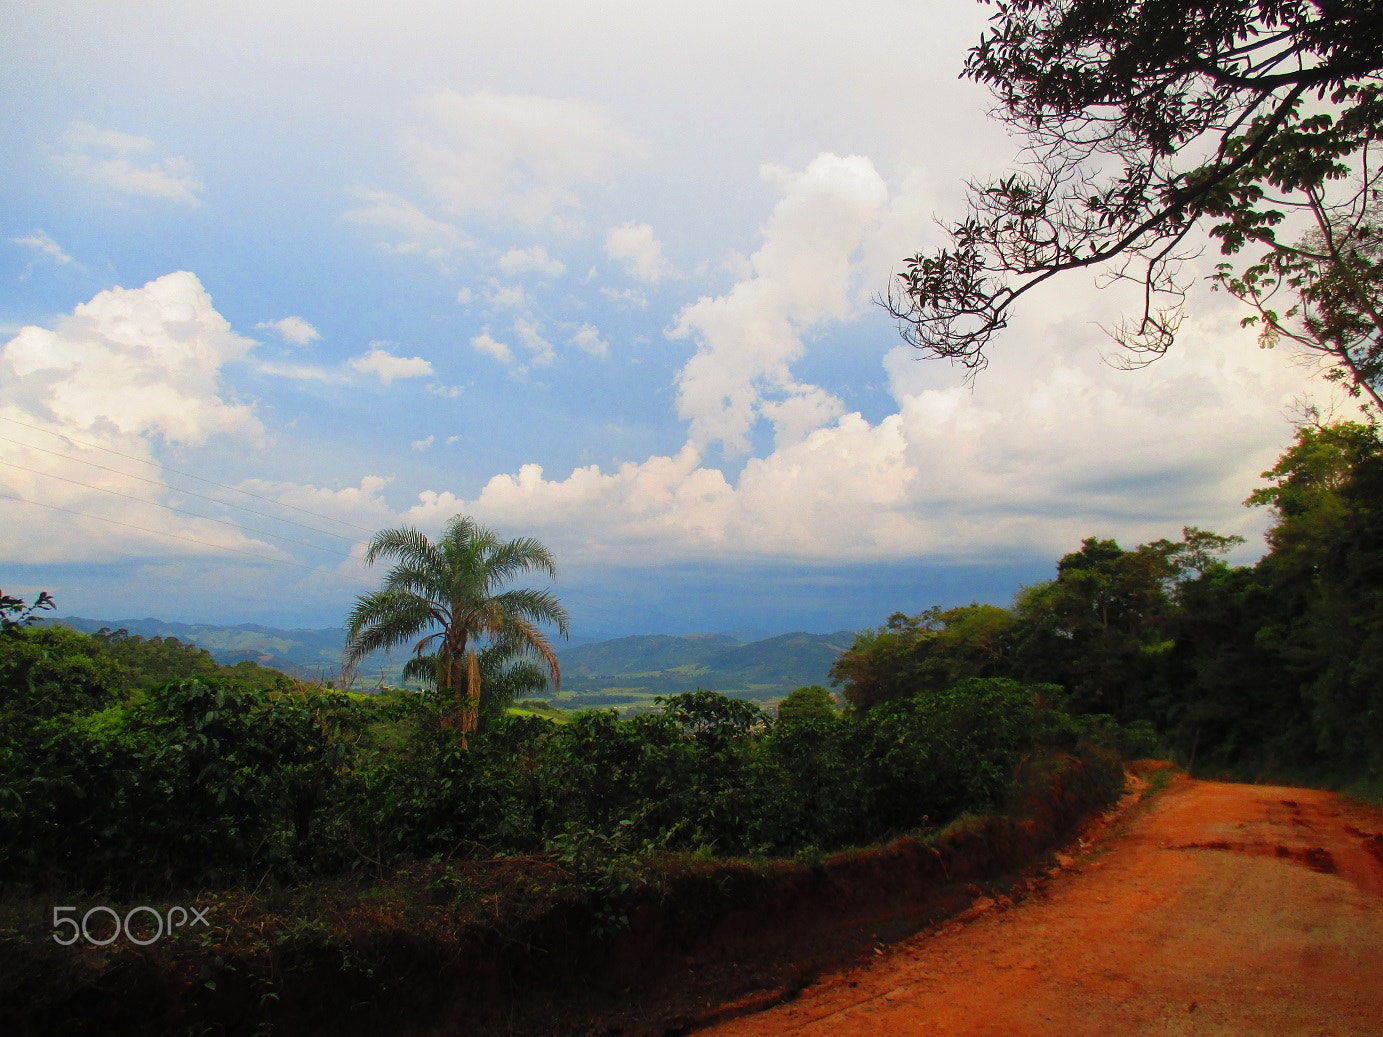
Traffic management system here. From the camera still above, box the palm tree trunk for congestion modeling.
[447,637,468,746]
[462,647,481,741]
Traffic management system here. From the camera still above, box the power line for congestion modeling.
[1,492,375,586]
[0,414,379,534]
[0,435,357,543]
[0,459,345,556]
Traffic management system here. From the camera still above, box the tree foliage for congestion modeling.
[829,604,1018,711]
[831,421,1383,783]
[0,624,127,718]
[345,515,570,743]
[0,589,54,633]
[832,528,1239,719]
[1244,418,1379,563]
[10,421,1383,898]
[888,0,1383,401]
[90,628,221,687]
[775,684,839,725]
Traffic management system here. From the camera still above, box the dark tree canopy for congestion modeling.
[889,0,1383,405]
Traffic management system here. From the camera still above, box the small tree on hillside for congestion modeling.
[776,684,839,725]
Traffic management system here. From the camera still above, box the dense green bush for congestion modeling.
[3,641,1128,893]
[328,681,1116,873]
[0,595,1139,896]
[0,625,128,717]
[853,678,1038,834]
[1,666,364,892]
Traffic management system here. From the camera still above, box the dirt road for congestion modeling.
[700,776,1383,1036]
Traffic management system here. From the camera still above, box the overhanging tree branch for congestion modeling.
[889,0,1383,401]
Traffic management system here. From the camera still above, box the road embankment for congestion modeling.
[703,775,1383,1036]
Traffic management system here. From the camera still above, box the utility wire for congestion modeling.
[0,459,344,556]
[0,414,379,534]
[2,492,375,585]
[0,435,357,543]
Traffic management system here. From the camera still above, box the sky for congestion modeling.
[0,1,1361,641]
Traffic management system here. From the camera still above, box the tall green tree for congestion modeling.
[831,603,1019,711]
[345,515,570,743]
[1009,528,1241,719]
[1157,422,1383,777]
[1305,444,1383,777]
[1245,419,1380,567]
[1010,538,1178,717]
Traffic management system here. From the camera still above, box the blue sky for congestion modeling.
[0,1,1357,639]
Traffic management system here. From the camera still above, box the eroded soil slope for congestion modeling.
[702,777,1383,1036]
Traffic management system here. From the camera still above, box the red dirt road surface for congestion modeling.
[701,776,1383,1036]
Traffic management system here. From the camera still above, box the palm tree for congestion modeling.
[344,515,570,743]
[400,641,550,724]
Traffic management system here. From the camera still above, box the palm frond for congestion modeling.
[490,587,571,636]
[401,652,442,688]
[379,560,449,603]
[364,526,442,572]
[344,590,438,663]
[481,536,559,588]
[485,611,562,691]
[346,513,569,739]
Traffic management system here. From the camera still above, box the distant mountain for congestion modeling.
[50,616,354,677]
[711,631,858,686]
[555,630,857,704]
[44,617,862,706]
[560,633,743,678]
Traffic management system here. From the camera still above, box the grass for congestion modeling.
[553,682,802,715]
[507,700,571,724]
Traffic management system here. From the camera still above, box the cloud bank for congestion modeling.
[0,272,269,563]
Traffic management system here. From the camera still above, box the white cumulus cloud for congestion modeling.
[256,316,320,346]
[604,222,674,284]
[497,244,565,278]
[568,323,609,357]
[447,310,1319,569]
[484,282,529,310]
[2,271,260,444]
[669,152,889,454]
[0,271,273,563]
[471,329,514,364]
[346,344,433,384]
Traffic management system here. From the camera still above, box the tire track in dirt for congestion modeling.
[699,777,1383,1036]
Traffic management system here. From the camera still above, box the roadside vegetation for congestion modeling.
[4,417,1382,1031]
[0,624,1121,894]
[5,4,1378,1029]
[830,419,1383,795]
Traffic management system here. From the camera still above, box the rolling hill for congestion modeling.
[45,617,859,708]
[555,630,857,708]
